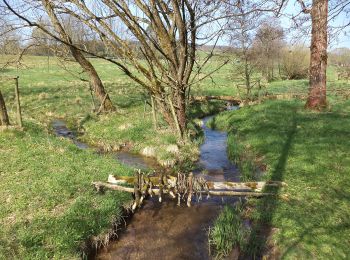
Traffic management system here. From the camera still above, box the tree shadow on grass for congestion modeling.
[242,111,298,259]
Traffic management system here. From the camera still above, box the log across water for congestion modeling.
[92,174,284,209]
[51,111,281,259]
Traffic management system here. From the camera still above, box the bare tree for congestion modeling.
[252,19,284,82]
[226,1,262,97]
[280,45,309,79]
[3,1,195,136]
[0,17,20,55]
[41,0,115,112]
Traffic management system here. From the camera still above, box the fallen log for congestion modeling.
[97,172,283,208]
[108,175,286,192]
[208,190,271,197]
[207,180,287,192]
[92,181,272,198]
[191,93,307,106]
[108,174,170,185]
[92,181,134,193]
[191,95,242,104]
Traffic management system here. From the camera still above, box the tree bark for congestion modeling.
[176,90,187,136]
[155,96,175,129]
[42,0,115,112]
[305,0,328,109]
[69,47,115,112]
[244,60,251,96]
[0,90,10,126]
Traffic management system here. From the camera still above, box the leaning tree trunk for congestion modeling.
[0,90,10,126]
[70,48,115,112]
[42,0,115,112]
[305,0,328,109]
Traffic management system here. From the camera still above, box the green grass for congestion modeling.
[209,203,250,259]
[0,55,227,258]
[1,55,350,259]
[210,99,350,259]
[0,123,133,259]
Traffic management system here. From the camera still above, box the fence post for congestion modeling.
[14,77,23,128]
[0,90,10,126]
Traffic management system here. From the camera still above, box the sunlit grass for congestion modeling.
[1,55,350,258]
[209,203,250,259]
[211,99,350,258]
[0,123,133,259]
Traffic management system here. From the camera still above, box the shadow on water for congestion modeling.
[194,115,240,182]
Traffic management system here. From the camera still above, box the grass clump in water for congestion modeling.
[209,203,250,259]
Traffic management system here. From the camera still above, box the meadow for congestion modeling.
[1,55,350,259]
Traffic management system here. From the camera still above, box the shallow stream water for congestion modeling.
[52,108,240,260]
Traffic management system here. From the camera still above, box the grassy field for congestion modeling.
[0,55,226,166]
[1,55,350,258]
[0,124,134,259]
[210,98,350,258]
[0,55,228,258]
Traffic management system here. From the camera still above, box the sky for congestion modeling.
[281,0,350,50]
[212,0,350,50]
[5,0,350,50]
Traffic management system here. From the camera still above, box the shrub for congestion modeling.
[280,46,309,80]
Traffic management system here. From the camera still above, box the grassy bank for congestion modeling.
[0,55,225,258]
[210,99,350,258]
[209,203,250,258]
[2,55,349,258]
[0,56,226,168]
[0,123,134,259]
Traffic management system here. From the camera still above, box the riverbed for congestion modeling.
[52,110,240,260]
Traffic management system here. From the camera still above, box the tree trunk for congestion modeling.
[69,48,115,112]
[0,90,10,126]
[154,92,187,139]
[176,89,187,137]
[244,60,251,96]
[155,96,175,129]
[42,0,115,112]
[305,0,328,109]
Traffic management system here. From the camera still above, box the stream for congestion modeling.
[52,108,240,260]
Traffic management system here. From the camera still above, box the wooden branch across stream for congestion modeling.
[92,171,286,210]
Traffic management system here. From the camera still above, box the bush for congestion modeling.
[280,46,309,80]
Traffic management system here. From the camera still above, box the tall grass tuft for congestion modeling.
[209,203,250,259]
